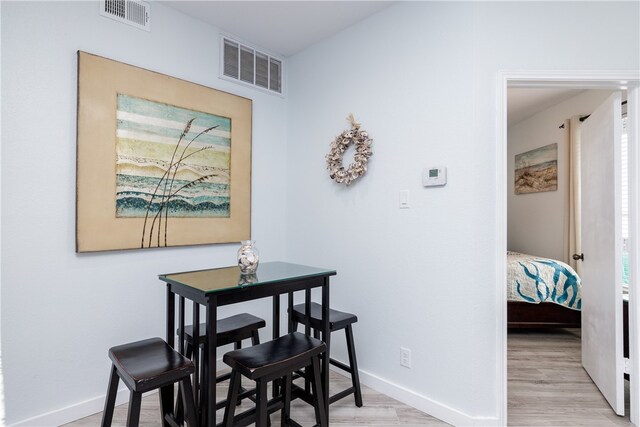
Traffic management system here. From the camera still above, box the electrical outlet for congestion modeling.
[400,347,412,368]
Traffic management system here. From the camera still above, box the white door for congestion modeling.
[581,91,625,415]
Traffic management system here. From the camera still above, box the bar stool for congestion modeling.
[101,337,197,427]
[177,313,266,413]
[291,302,363,407]
[222,331,328,427]
[181,313,265,357]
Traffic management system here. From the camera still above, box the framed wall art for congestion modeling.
[514,143,558,195]
[76,51,252,252]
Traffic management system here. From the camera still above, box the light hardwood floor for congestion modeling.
[508,328,631,426]
[65,329,631,426]
[64,370,448,426]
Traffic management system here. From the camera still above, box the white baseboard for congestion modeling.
[11,358,498,427]
[9,355,230,427]
[352,366,500,427]
[8,358,229,427]
[11,387,145,427]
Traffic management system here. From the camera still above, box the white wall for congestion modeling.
[2,1,639,426]
[0,0,4,422]
[507,90,615,260]
[286,1,639,424]
[1,2,288,424]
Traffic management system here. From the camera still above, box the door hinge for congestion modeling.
[624,357,631,375]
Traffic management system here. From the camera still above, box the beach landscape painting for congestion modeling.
[76,51,252,252]
[514,143,558,194]
[116,95,232,247]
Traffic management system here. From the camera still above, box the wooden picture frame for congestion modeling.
[76,51,252,252]
[514,143,558,194]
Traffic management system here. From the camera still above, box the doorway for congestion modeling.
[506,87,628,424]
[496,72,640,426]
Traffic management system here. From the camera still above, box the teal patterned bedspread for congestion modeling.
[507,251,582,310]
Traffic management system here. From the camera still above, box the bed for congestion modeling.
[507,251,582,328]
[508,252,631,381]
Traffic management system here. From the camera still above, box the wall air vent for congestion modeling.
[100,0,150,32]
[221,36,284,96]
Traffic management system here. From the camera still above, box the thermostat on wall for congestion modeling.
[423,166,447,187]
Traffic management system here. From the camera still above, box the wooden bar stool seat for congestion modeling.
[180,313,266,351]
[101,337,197,427]
[177,313,266,416]
[292,302,363,407]
[222,331,328,427]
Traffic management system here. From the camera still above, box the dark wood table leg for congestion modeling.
[206,296,217,427]
[272,294,281,397]
[192,302,200,413]
[175,296,186,423]
[166,285,176,347]
[288,292,294,333]
[178,297,185,355]
[304,289,312,395]
[273,294,280,338]
[321,277,331,420]
[166,285,175,406]
[304,290,311,336]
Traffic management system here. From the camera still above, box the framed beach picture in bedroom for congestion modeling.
[76,51,252,252]
[514,143,558,195]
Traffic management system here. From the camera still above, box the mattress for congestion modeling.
[507,251,582,310]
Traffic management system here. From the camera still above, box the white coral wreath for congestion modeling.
[326,114,373,185]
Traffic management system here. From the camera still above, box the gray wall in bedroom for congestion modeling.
[507,90,616,261]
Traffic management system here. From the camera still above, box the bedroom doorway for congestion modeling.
[497,72,640,426]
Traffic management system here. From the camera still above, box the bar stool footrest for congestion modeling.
[329,387,356,404]
[291,383,315,406]
[292,369,311,384]
[329,358,352,373]
[287,419,304,427]
[293,361,359,405]
[163,414,181,427]
[220,397,284,427]
[214,387,258,410]
[216,372,232,383]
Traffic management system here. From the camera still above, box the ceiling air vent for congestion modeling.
[100,0,150,32]
[221,36,284,96]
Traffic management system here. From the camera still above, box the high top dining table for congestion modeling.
[159,261,336,427]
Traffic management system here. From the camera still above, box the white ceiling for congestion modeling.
[161,1,395,57]
[161,1,586,124]
[507,88,585,127]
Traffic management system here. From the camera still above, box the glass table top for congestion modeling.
[160,261,336,294]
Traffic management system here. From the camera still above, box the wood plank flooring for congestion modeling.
[508,328,631,426]
[63,370,447,426]
[65,329,631,426]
